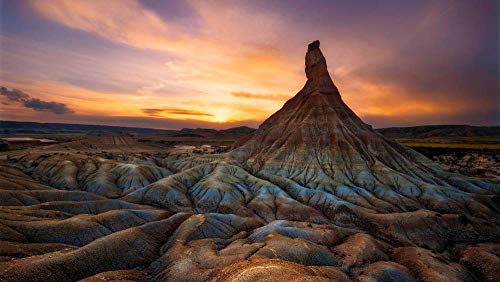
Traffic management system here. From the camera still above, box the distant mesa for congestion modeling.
[0,120,258,138]
[177,126,256,138]
[1,120,496,139]
[377,124,500,139]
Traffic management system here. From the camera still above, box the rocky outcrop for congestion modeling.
[8,153,172,197]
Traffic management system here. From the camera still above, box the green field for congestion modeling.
[396,135,500,149]
[402,142,500,149]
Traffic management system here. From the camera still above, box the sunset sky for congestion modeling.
[1,0,498,129]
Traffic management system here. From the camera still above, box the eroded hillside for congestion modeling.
[0,41,498,282]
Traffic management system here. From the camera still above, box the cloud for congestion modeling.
[332,1,499,127]
[9,0,498,127]
[0,110,261,130]
[25,0,301,120]
[142,108,213,117]
[27,0,299,80]
[23,98,74,114]
[230,91,290,101]
[0,86,30,102]
[28,0,189,52]
[0,86,74,114]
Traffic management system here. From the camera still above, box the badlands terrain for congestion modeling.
[0,41,499,281]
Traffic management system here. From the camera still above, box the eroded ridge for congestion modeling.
[1,41,499,282]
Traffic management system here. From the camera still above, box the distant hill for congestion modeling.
[0,121,256,137]
[0,121,176,135]
[376,125,500,139]
[4,121,497,140]
[177,128,219,137]
[220,126,256,136]
[176,126,256,138]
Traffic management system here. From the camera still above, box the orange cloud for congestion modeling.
[29,0,193,52]
[26,0,303,124]
[11,0,495,128]
[142,108,214,117]
[230,92,290,101]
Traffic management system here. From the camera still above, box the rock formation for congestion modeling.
[0,41,498,281]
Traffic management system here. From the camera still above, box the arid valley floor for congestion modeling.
[0,42,499,282]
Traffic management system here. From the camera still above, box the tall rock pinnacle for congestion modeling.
[304,40,339,94]
[305,40,327,80]
[232,40,443,184]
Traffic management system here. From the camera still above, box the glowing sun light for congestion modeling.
[212,110,230,123]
